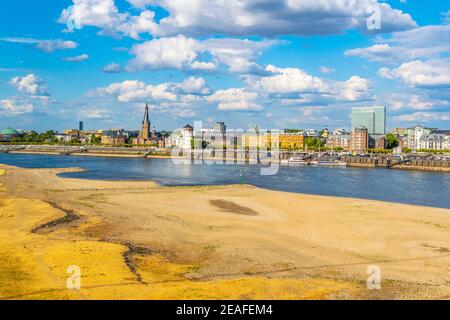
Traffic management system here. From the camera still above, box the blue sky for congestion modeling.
[0,0,449,132]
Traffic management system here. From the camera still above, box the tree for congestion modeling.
[305,137,325,149]
[90,135,101,144]
[385,133,399,149]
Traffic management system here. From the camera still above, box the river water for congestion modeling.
[1,153,449,209]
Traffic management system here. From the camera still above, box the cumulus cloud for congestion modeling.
[94,76,210,103]
[319,66,335,74]
[128,36,200,70]
[281,107,330,125]
[249,65,372,102]
[127,35,276,74]
[36,40,78,53]
[137,0,416,37]
[252,65,328,94]
[1,37,78,53]
[207,88,261,110]
[394,111,450,122]
[378,59,450,87]
[345,25,450,64]
[201,38,275,74]
[178,77,211,95]
[10,74,51,98]
[338,76,371,101]
[59,0,415,38]
[58,0,158,39]
[0,99,34,116]
[190,61,217,71]
[79,108,113,119]
[102,63,122,73]
[63,53,89,62]
[384,93,435,111]
[149,102,197,118]
[96,80,174,102]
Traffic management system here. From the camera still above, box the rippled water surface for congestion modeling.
[1,153,449,209]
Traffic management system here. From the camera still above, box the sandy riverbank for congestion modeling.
[0,164,449,300]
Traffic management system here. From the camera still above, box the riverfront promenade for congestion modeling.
[1,144,450,172]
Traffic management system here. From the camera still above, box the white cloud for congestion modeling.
[319,66,335,74]
[253,65,328,94]
[178,77,211,95]
[127,35,275,74]
[394,111,450,122]
[60,0,415,38]
[145,0,416,37]
[117,10,158,39]
[282,107,330,125]
[207,88,261,110]
[1,37,78,53]
[36,40,78,53]
[338,76,371,101]
[10,74,50,98]
[384,93,434,111]
[58,0,158,39]
[378,59,450,87]
[0,99,34,115]
[250,65,372,102]
[94,77,210,103]
[149,102,197,118]
[79,108,113,119]
[63,53,89,62]
[201,38,275,74]
[190,61,216,71]
[102,63,122,73]
[128,35,200,70]
[96,80,175,102]
[345,25,450,64]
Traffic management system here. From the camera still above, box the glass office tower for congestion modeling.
[351,107,386,134]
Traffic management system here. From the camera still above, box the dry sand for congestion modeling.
[0,164,449,300]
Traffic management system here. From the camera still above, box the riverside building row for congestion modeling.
[2,105,449,152]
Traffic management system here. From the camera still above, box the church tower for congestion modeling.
[139,104,151,141]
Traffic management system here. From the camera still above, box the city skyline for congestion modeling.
[0,1,449,132]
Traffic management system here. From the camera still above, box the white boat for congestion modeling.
[288,156,309,165]
[316,161,347,166]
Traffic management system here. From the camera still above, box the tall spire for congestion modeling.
[138,104,151,141]
[142,104,150,125]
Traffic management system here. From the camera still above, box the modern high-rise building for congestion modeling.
[79,121,84,131]
[351,107,386,135]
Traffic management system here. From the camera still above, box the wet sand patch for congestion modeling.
[210,200,258,216]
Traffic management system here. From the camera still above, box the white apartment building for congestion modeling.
[419,131,450,150]
[407,125,431,151]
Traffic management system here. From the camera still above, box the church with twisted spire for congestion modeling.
[132,104,165,147]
